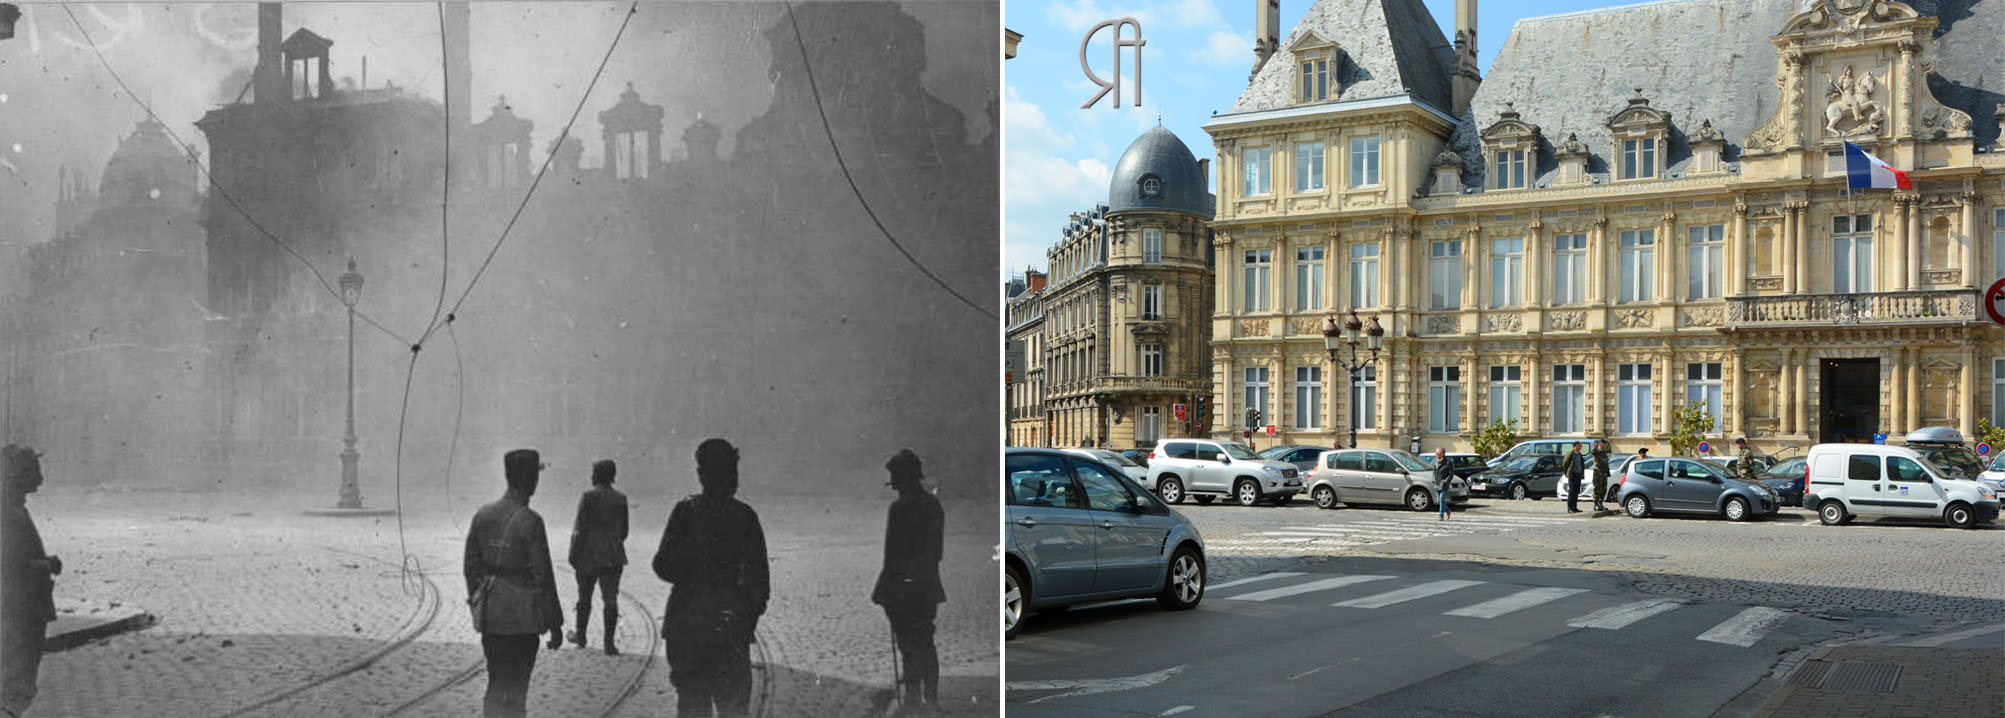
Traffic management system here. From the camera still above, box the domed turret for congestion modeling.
[99,119,198,208]
[1107,126,1211,218]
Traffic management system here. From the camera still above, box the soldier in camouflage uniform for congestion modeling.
[2,446,57,718]
[1590,439,1612,512]
[655,439,769,718]
[1735,438,1760,481]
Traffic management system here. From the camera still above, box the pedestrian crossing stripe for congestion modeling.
[1332,579,1487,608]
[1224,574,1393,602]
[1444,587,1589,618]
[1206,572,1304,591]
[1695,607,1791,647]
[1566,599,1687,629]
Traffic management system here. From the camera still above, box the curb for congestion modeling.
[45,609,157,652]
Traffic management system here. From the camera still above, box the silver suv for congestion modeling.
[1147,439,1303,506]
[1305,448,1467,511]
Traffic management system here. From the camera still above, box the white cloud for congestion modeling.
[1160,0,1227,29]
[1004,85,1119,276]
[1192,30,1253,67]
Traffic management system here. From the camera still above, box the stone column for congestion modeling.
[1659,352,1675,437]
[1795,350,1810,438]
[1908,196,1923,289]
[1326,233,1341,311]
[1780,351,1795,435]
[1731,354,1746,436]
[1470,227,1487,312]
[1907,349,1921,431]
[1781,207,1798,294]
[1895,41,1917,138]
[1962,191,1980,287]
[1527,219,1546,308]
[1462,228,1479,313]
[1591,352,1608,437]
[1889,349,1905,431]
[1217,233,1236,321]
[1794,202,1810,294]
[1527,354,1543,434]
[1960,344,1977,437]
[1732,200,1749,296]
[1892,198,1910,291]
[1462,354,1478,434]
[1379,230,1394,311]
[1659,212,1678,303]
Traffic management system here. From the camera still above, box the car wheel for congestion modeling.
[1157,477,1185,505]
[1235,479,1261,507]
[1194,495,1215,505]
[1944,502,1976,529]
[1004,564,1028,641]
[1406,488,1433,512]
[1312,485,1337,510]
[1623,494,1651,518]
[1509,482,1528,501]
[1156,546,1205,610]
[1724,496,1750,522]
[1818,500,1850,526]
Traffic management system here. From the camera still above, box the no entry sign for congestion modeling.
[1986,277,2005,328]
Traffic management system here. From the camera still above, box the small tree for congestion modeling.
[1977,419,2005,459]
[1471,417,1521,460]
[1668,402,1717,457]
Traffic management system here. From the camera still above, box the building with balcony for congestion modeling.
[1202,0,2004,456]
[1006,270,1047,446]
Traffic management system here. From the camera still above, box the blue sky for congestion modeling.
[1004,0,1642,279]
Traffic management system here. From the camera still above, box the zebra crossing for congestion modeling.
[1212,571,1795,647]
[1203,513,1578,554]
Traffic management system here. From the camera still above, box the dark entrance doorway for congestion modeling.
[1820,358,1880,444]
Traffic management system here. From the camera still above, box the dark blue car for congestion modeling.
[1755,456,1808,507]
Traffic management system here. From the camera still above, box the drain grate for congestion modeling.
[1785,659,1834,687]
[1823,662,1902,693]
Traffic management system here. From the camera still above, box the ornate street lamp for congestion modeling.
[1322,308,1384,451]
[337,259,364,509]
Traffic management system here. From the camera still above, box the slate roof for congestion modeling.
[1227,0,1456,116]
[1443,0,2004,193]
[1108,126,1214,217]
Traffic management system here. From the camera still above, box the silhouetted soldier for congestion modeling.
[568,459,629,655]
[872,450,945,711]
[464,449,564,718]
[655,439,768,717]
[2,445,57,718]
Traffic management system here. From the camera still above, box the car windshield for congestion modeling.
[1991,454,2005,472]
[1387,451,1432,472]
[1767,458,1807,475]
[1418,455,1440,467]
[1221,443,1262,460]
[1259,447,1289,459]
[1914,447,1982,479]
[1502,456,1541,471]
[1094,450,1140,468]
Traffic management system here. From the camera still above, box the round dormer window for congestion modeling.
[1140,175,1162,198]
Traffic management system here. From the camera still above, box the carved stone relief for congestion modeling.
[1822,65,1887,138]
[1615,309,1654,329]
[1239,319,1270,336]
[1680,306,1725,327]
[1547,311,1586,331]
[1483,314,1522,333]
[1289,317,1322,336]
[1425,315,1459,335]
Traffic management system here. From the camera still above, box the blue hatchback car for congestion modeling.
[1004,447,1206,640]
[1615,456,1782,521]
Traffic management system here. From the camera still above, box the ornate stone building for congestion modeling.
[1005,270,1047,446]
[1202,0,2003,456]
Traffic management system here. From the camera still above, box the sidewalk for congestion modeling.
[45,599,155,652]
[1748,644,2004,718]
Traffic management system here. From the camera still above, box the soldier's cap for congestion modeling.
[886,449,922,485]
[592,459,616,483]
[505,449,542,476]
[1735,437,1747,444]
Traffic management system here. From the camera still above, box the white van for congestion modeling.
[1802,443,2000,528]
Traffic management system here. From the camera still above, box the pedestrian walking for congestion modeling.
[464,449,565,718]
[654,439,769,718]
[1735,438,1760,481]
[2,446,58,718]
[1590,439,1612,511]
[1432,447,1454,521]
[568,459,629,655]
[873,450,946,712]
[1561,442,1587,513]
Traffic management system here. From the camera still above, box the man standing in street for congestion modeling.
[655,439,769,718]
[1591,439,1613,512]
[1735,438,1760,482]
[1432,447,1454,522]
[2,446,57,718]
[465,449,565,718]
[1561,441,1587,514]
[569,459,629,655]
[873,449,946,712]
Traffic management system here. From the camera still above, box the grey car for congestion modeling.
[1614,456,1782,521]
[1004,448,1206,640]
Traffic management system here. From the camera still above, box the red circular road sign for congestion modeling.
[1697,441,1711,454]
[1985,277,2005,328]
[1979,443,1993,456]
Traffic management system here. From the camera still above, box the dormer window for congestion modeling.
[599,82,664,181]
[1493,150,1525,189]
[1300,59,1329,102]
[1479,102,1541,191]
[1620,138,1656,179]
[1607,89,1671,182]
[1287,33,1340,105]
[1140,174,1162,198]
[280,29,334,101]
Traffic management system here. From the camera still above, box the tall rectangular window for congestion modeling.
[1833,214,1875,294]
[1295,142,1325,192]
[1349,136,1380,187]
[1349,243,1380,307]
[1428,366,1461,433]
[1429,240,1463,310]
[1686,224,1725,299]
[1994,358,2005,427]
[1492,149,1526,190]
[1621,137,1656,179]
[1488,366,1522,426]
[1143,228,1163,263]
[1295,366,1322,430]
[1616,363,1654,435]
[1300,59,1329,101]
[1139,407,1162,444]
[1619,229,1656,302]
[1489,237,1524,308]
[1687,362,1723,432]
[1243,249,1272,312]
[1245,367,1271,427]
[1139,343,1163,377]
[1142,283,1163,320]
[1243,146,1272,196]
[1553,233,1588,304]
[1992,209,2004,281]
[1551,364,1587,435]
[1351,366,1377,431]
[1295,246,1325,312]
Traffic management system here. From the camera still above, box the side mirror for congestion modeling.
[1219,455,1232,464]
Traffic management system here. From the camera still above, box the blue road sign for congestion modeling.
[1873,433,1887,445]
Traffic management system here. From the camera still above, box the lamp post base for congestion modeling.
[336,445,364,510]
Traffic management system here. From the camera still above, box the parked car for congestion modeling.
[1066,448,1150,488]
[1801,443,1999,529]
[1004,448,1206,640]
[1702,453,1776,477]
[1420,452,1491,481]
[1148,439,1304,506]
[1980,454,2005,494]
[1754,456,1809,507]
[1556,455,1636,502]
[1261,444,1332,473]
[1304,448,1467,511]
[1468,455,1565,500]
[1613,456,1782,521]
[1485,439,1587,468]
[1902,427,1987,483]
[1118,448,1152,469]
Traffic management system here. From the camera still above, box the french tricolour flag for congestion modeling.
[1844,141,1912,190]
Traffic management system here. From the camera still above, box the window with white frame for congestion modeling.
[1553,233,1588,304]
[1143,228,1163,263]
[1619,229,1655,302]
[1620,137,1656,180]
[1687,362,1723,432]
[1245,367,1271,426]
[1349,136,1380,187]
[1551,364,1586,435]
[1243,249,1272,312]
[1244,146,1272,196]
[1616,363,1653,435]
[1993,208,2004,280]
[1686,224,1725,299]
[1428,366,1461,433]
[1350,365,1377,431]
[1295,366,1323,430]
[1295,246,1325,312]
[1296,142,1325,192]
[1349,242,1380,307]
[1300,58,1329,102]
[1492,149,1526,190]
[1994,358,2004,427]
[1489,237,1524,308]
[1488,366,1523,426]
[1142,283,1163,320]
[1429,240,1463,310]
[1139,407,1162,444]
[1833,214,1875,294]
[1140,343,1163,377]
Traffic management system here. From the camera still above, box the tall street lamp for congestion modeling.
[1321,309,1383,451]
[337,259,364,509]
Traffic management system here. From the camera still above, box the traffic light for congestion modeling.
[1194,396,1208,423]
[1245,407,1261,430]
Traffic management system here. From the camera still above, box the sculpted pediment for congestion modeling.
[1744,0,1972,154]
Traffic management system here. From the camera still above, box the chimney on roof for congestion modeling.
[254,3,283,104]
[1252,0,1279,81]
[1452,0,1481,117]
[1027,270,1047,293]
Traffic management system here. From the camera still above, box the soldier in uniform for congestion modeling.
[464,449,565,718]
[655,438,769,718]
[872,449,946,711]
[568,459,629,655]
[1591,439,1613,512]
[1561,441,1587,514]
[2,446,57,718]
[1735,438,1760,481]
